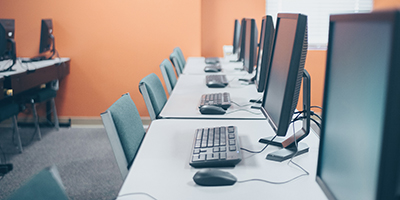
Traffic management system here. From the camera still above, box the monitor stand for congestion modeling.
[238,74,256,84]
[259,70,311,162]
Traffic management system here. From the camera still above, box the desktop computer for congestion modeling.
[0,19,16,72]
[316,10,400,200]
[23,19,56,63]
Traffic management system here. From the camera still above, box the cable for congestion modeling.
[225,109,262,115]
[310,105,322,110]
[241,135,277,154]
[117,192,157,200]
[231,101,252,107]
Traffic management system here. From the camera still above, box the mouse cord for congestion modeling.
[231,101,252,107]
[117,192,157,200]
[239,114,309,185]
[240,135,277,154]
[225,109,262,115]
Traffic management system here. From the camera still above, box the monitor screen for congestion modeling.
[243,18,258,74]
[39,19,54,54]
[260,13,308,137]
[0,19,15,61]
[255,15,275,93]
[236,18,246,61]
[316,11,400,200]
[232,19,241,54]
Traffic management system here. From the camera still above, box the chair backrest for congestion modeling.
[169,50,184,77]
[159,59,177,95]
[174,47,186,66]
[6,166,69,200]
[139,73,168,120]
[101,93,145,179]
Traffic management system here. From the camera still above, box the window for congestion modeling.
[266,0,373,49]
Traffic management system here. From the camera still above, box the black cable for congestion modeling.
[310,105,322,110]
[117,192,157,200]
[240,135,277,154]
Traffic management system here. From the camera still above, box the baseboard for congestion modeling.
[0,116,152,128]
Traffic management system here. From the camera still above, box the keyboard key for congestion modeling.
[193,149,200,154]
[229,146,236,151]
[220,146,226,152]
[220,152,227,160]
[213,147,219,152]
[229,139,235,145]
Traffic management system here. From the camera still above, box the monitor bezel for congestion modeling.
[39,19,53,54]
[255,15,275,93]
[236,18,247,61]
[243,18,258,74]
[0,19,15,61]
[316,10,400,200]
[260,13,308,137]
[232,19,241,54]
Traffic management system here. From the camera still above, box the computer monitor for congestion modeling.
[254,15,275,93]
[232,19,241,54]
[259,13,308,151]
[236,18,246,61]
[316,10,400,200]
[0,19,16,72]
[39,19,55,59]
[243,19,258,74]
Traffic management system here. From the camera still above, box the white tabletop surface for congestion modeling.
[117,119,327,200]
[183,57,249,75]
[0,57,70,77]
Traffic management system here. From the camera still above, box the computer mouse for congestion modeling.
[204,66,220,73]
[199,105,226,115]
[193,168,237,186]
[206,81,227,88]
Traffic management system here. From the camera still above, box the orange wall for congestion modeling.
[201,0,265,57]
[0,0,201,117]
[374,0,400,9]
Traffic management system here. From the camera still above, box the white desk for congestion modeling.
[117,119,327,200]
[159,74,265,119]
[183,57,249,75]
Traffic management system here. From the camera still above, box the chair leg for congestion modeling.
[12,115,23,153]
[31,99,42,140]
[51,98,59,130]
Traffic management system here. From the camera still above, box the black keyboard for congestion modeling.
[206,75,228,88]
[199,92,231,109]
[190,126,242,168]
[205,57,220,64]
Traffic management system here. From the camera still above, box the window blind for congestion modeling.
[266,0,373,49]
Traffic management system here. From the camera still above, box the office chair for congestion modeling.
[174,47,186,67]
[32,87,59,139]
[0,99,23,153]
[159,59,177,95]
[101,93,146,179]
[6,166,69,200]
[169,50,184,77]
[139,73,168,121]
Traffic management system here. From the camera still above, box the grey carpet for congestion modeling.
[0,126,123,200]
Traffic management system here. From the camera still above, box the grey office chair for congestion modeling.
[174,47,186,67]
[6,166,69,200]
[139,73,168,121]
[101,93,146,179]
[0,100,23,153]
[159,59,178,95]
[169,50,185,77]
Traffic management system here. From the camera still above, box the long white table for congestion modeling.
[159,74,265,119]
[117,119,327,200]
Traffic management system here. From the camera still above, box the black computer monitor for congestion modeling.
[232,19,241,54]
[39,19,55,58]
[254,15,275,93]
[259,13,308,149]
[243,18,258,74]
[0,19,16,72]
[316,11,400,200]
[236,18,246,61]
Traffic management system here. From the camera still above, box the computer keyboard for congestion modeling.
[199,92,231,109]
[190,126,242,168]
[206,75,228,88]
[205,57,220,64]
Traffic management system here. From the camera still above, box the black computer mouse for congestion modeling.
[193,168,237,186]
[204,66,220,73]
[206,81,227,88]
[199,105,226,115]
